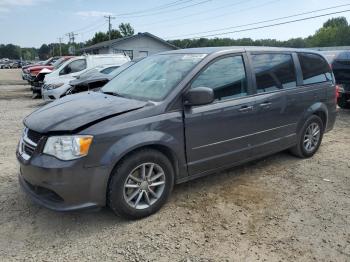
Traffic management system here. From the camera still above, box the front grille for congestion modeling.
[24,143,35,156]
[18,128,41,160]
[27,129,42,144]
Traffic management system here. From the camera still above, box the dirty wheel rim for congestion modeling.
[123,163,166,210]
[303,122,321,152]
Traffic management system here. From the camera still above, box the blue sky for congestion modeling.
[0,0,350,47]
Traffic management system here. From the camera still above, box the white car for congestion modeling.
[42,54,130,101]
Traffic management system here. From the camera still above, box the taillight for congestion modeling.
[335,85,340,103]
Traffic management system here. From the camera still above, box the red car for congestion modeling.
[22,56,72,82]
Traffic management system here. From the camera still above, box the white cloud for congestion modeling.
[76,11,113,18]
[0,0,50,12]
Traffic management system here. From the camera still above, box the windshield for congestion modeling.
[102,53,206,101]
[78,67,100,79]
[52,57,69,69]
[108,61,136,78]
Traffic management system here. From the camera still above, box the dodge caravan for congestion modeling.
[17,47,337,219]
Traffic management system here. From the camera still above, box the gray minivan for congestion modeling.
[17,47,337,219]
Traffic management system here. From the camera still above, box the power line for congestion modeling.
[169,9,350,40]
[72,18,106,33]
[79,22,109,34]
[137,0,254,27]
[118,0,213,19]
[116,0,196,16]
[166,3,350,39]
[142,0,282,30]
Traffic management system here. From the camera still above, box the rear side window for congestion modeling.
[298,53,333,85]
[251,53,297,93]
[191,55,248,101]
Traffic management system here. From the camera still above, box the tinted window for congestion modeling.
[191,56,248,101]
[252,53,297,93]
[61,59,87,75]
[298,53,333,85]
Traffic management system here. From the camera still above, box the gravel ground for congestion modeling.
[0,69,349,261]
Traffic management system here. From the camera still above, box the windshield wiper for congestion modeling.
[102,91,124,98]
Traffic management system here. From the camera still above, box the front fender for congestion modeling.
[96,130,186,181]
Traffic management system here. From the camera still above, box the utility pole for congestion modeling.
[66,32,78,55]
[58,37,63,56]
[66,32,78,44]
[104,15,116,40]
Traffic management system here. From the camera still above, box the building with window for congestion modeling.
[79,32,178,60]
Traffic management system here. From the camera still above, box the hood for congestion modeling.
[45,75,74,85]
[28,65,54,72]
[24,92,147,133]
[70,73,109,86]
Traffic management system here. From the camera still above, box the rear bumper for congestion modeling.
[17,152,110,212]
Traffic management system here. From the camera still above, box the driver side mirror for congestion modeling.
[184,87,214,106]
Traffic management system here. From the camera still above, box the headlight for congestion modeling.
[43,135,93,160]
[47,83,64,90]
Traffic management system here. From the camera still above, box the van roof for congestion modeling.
[160,46,322,55]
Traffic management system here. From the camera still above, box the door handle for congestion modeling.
[238,105,253,113]
[259,102,272,107]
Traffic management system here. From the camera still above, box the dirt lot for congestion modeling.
[0,69,349,261]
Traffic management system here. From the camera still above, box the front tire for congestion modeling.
[290,115,324,158]
[108,149,174,219]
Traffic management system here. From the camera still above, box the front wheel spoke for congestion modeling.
[144,191,151,206]
[150,172,164,182]
[125,184,139,189]
[147,164,154,179]
[134,191,143,207]
[150,181,165,187]
[141,164,146,180]
[127,189,140,202]
[148,188,158,199]
[129,175,142,183]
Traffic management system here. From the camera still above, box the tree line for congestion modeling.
[169,17,350,49]
[1,17,350,60]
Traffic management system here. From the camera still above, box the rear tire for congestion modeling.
[290,115,324,158]
[108,149,174,219]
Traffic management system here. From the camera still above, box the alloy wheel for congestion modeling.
[303,122,321,152]
[123,163,166,210]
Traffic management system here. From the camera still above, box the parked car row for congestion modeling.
[41,54,130,101]
[0,59,29,69]
[22,54,131,100]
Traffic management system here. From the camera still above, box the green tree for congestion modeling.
[38,44,50,59]
[307,17,350,47]
[119,23,134,37]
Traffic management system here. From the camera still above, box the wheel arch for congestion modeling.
[297,102,328,134]
[102,131,186,201]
